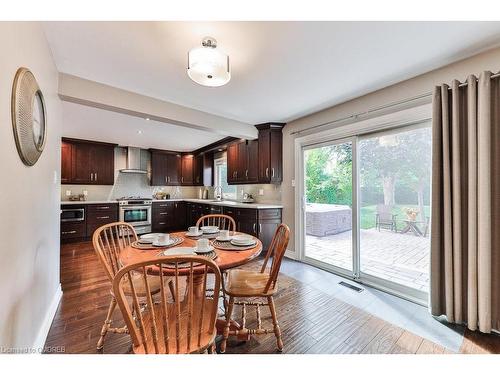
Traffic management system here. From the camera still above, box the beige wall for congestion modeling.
[283,46,500,255]
[0,22,62,350]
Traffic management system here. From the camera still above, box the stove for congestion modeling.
[117,196,152,234]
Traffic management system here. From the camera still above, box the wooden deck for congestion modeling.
[43,240,500,354]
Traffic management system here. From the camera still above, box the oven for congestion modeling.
[118,199,152,234]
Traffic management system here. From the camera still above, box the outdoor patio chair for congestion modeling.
[375,204,397,232]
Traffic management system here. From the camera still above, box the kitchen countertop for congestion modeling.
[61,198,282,209]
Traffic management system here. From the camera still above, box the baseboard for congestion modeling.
[285,249,297,260]
[32,284,62,353]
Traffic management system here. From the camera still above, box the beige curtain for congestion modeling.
[430,71,500,333]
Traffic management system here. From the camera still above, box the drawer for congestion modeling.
[258,209,282,220]
[209,205,223,214]
[87,203,118,214]
[61,222,86,240]
[222,207,237,218]
[237,208,258,219]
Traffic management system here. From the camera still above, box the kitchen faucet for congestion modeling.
[214,186,223,201]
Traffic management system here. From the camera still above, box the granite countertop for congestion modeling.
[61,198,282,209]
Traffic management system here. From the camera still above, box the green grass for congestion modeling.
[360,204,430,230]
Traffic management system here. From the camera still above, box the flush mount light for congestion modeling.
[187,37,230,87]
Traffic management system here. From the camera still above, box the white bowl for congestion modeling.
[152,239,174,247]
[201,226,219,234]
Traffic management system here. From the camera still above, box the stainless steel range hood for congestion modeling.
[119,146,147,174]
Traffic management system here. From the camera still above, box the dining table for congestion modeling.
[119,230,263,341]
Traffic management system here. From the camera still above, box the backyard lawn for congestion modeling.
[360,204,430,230]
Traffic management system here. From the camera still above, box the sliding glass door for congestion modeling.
[301,123,432,301]
[303,139,354,275]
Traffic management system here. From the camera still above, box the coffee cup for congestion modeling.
[220,229,230,240]
[188,226,200,235]
[158,233,169,244]
[197,238,209,251]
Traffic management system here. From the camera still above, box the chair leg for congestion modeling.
[167,279,176,301]
[97,296,117,350]
[267,296,283,352]
[220,296,234,354]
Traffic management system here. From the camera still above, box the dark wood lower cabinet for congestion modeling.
[60,203,118,242]
[152,201,187,232]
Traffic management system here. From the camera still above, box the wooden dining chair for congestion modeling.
[112,255,222,354]
[92,222,174,350]
[196,214,236,232]
[220,223,290,353]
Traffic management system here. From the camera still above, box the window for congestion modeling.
[214,155,236,199]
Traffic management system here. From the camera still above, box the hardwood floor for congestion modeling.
[44,241,500,354]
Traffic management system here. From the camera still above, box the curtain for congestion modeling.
[430,71,500,333]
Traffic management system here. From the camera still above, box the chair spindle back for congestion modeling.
[196,214,236,232]
[92,222,137,282]
[112,256,221,354]
[260,224,290,293]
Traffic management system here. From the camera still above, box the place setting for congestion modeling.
[158,238,217,265]
[131,233,184,250]
[212,232,257,251]
[185,225,220,239]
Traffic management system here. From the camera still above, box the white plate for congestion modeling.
[159,247,195,256]
[201,226,218,231]
[152,239,175,247]
[232,235,253,242]
[185,232,202,237]
[215,235,232,242]
[194,245,214,254]
[139,233,160,243]
[230,239,256,247]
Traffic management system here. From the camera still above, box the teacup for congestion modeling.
[188,226,200,236]
[157,233,170,244]
[219,229,230,240]
[197,238,210,251]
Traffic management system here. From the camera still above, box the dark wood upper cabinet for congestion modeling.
[227,142,239,184]
[227,139,259,185]
[181,154,194,185]
[61,141,72,183]
[62,138,116,185]
[150,150,181,186]
[193,153,204,186]
[150,151,168,186]
[256,123,285,183]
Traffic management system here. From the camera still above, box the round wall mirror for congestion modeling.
[11,67,47,166]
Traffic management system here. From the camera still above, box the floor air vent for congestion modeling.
[338,281,364,293]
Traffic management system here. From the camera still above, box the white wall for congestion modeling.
[0,22,62,351]
[283,46,500,256]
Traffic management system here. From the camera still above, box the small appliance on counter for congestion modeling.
[68,194,86,201]
[153,191,170,200]
[241,193,255,203]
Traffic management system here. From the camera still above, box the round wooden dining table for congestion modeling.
[119,230,263,341]
[119,230,262,271]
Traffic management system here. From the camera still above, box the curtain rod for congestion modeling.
[290,72,500,136]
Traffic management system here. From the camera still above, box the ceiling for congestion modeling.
[61,101,223,151]
[44,22,500,125]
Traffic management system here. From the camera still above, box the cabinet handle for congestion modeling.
[266,168,269,178]
[62,230,77,235]
[96,206,110,210]
[96,216,110,219]
[272,168,275,178]
[159,222,166,225]
[165,176,167,184]
[90,173,93,181]
[259,223,262,234]
[253,223,256,233]
[159,204,168,207]
[181,176,184,183]
[160,212,168,216]
[168,176,170,183]
[245,169,248,178]
[95,172,98,181]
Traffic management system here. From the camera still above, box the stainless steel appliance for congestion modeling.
[118,197,152,234]
[61,207,85,222]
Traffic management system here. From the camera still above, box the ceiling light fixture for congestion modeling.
[187,37,230,87]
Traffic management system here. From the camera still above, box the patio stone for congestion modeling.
[306,228,430,291]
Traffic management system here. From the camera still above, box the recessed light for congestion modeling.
[137,130,143,135]
[218,148,223,152]
[145,117,150,121]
